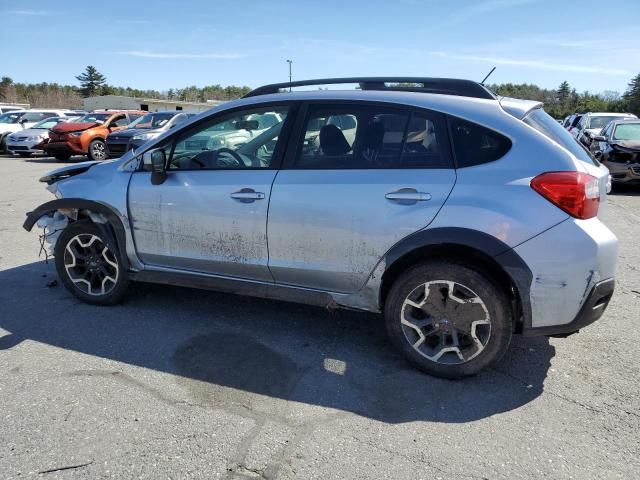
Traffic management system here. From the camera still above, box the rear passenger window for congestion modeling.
[295,104,453,169]
[448,117,512,167]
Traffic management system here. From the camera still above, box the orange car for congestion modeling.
[44,110,146,161]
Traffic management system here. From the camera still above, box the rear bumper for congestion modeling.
[511,217,618,331]
[523,278,614,336]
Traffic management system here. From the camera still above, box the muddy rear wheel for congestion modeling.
[384,260,512,379]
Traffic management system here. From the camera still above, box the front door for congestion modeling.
[267,102,457,292]
[128,104,293,281]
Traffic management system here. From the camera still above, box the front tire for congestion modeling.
[54,153,72,161]
[87,139,108,161]
[384,261,512,379]
[18,152,31,158]
[54,222,129,305]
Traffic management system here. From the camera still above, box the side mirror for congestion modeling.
[593,135,606,142]
[143,148,167,185]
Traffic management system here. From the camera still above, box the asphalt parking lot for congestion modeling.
[0,154,639,479]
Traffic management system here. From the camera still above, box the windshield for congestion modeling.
[127,112,175,130]
[0,112,26,124]
[32,118,63,129]
[588,116,630,129]
[613,123,640,141]
[73,113,111,123]
[524,108,597,165]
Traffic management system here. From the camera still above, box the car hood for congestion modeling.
[584,128,602,136]
[39,161,101,184]
[51,122,99,133]
[9,127,47,137]
[611,140,640,152]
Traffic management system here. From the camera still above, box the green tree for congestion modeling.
[0,76,14,100]
[623,73,640,115]
[75,65,107,97]
[557,81,570,105]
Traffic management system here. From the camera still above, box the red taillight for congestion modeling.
[531,172,600,219]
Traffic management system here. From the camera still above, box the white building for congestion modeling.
[83,95,224,113]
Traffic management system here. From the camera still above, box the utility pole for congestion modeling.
[286,59,293,91]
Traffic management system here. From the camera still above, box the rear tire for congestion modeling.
[54,222,130,305]
[88,139,108,161]
[384,260,512,379]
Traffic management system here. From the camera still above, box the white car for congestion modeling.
[0,105,26,115]
[6,116,75,157]
[0,109,75,153]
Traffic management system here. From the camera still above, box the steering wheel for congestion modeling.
[215,148,246,168]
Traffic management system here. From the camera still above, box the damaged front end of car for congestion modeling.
[23,152,142,270]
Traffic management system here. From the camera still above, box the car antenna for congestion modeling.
[480,66,496,85]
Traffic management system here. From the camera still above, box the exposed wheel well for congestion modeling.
[379,243,524,333]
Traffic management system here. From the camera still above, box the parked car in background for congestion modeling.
[43,110,146,161]
[106,111,195,157]
[0,109,74,153]
[565,113,583,135]
[590,119,640,185]
[6,116,77,157]
[24,77,617,379]
[0,105,26,114]
[574,112,637,147]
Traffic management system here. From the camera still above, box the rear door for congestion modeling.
[267,101,457,292]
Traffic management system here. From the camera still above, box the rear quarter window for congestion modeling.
[523,108,597,166]
[448,116,512,167]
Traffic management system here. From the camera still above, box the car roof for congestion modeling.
[585,112,636,117]
[221,88,515,121]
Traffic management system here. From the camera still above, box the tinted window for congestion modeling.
[75,113,110,123]
[523,108,597,165]
[128,112,174,129]
[21,112,55,122]
[449,116,511,167]
[295,104,452,169]
[168,106,289,170]
[113,116,129,127]
[588,116,630,129]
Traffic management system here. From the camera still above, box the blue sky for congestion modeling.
[1,0,639,94]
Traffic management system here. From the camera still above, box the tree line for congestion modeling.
[1,65,639,119]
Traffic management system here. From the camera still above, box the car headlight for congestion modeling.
[132,132,160,141]
[69,131,83,137]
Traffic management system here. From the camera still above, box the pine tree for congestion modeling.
[557,81,570,105]
[623,73,640,115]
[75,66,107,97]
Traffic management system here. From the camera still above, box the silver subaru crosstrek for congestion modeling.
[24,77,618,378]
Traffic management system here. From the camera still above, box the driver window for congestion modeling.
[168,106,289,170]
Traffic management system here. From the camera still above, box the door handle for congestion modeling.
[230,188,265,203]
[385,188,431,204]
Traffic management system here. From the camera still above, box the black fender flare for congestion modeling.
[380,227,533,329]
[23,198,130,270]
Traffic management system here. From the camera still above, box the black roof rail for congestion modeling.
[243,77,496,100]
